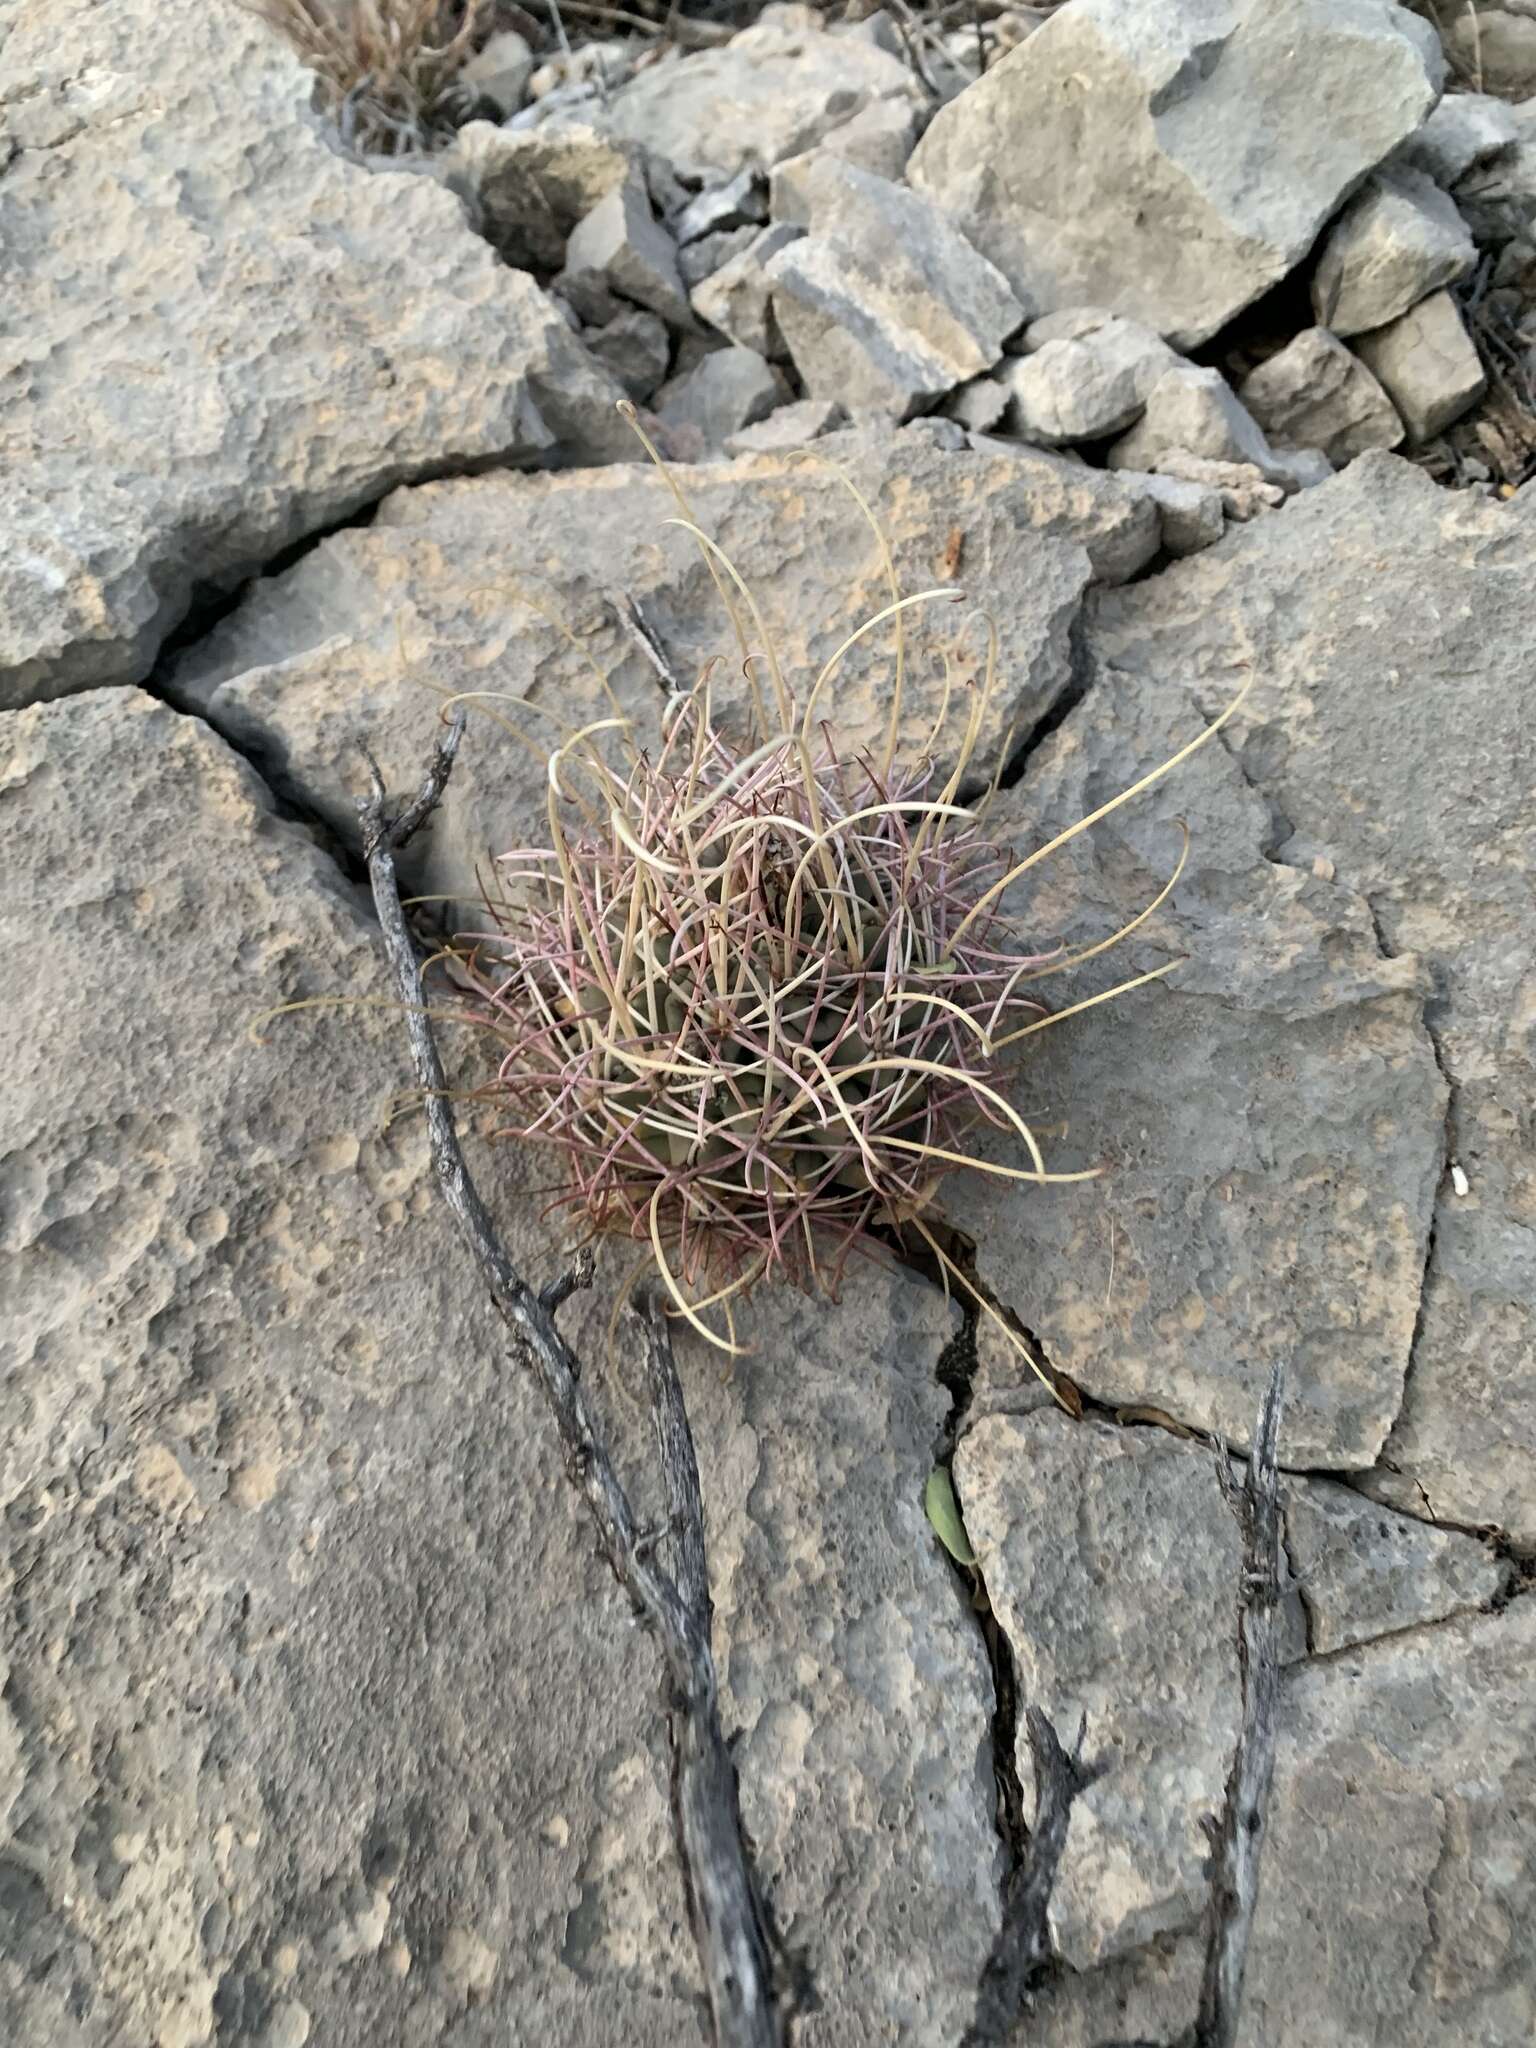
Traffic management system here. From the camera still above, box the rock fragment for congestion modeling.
[653,347,791,452]
[691,223,803,355]
[1001,314,1178,445]
[1107,366,1290,485]
[564,174,694,330]
[1238,327,1404,464]
[1353,288,1488,441]
[1312,165,1477,336]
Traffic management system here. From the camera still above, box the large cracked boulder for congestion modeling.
[0,688,996,2046]
[0,0,628,710]
[907,0,1443,347]
[941,631,1444,1467]
[166,432,1159,915]
[963,1409,1532,2046]
[1091,454,1536,1542]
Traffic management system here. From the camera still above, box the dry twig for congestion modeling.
[358,712,787,2048]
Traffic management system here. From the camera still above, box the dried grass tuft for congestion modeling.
[242,0,485,153]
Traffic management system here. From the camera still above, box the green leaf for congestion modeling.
[923,1466,976,1566]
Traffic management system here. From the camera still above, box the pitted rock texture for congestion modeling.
[166,433,1158,917]
[1092,453,1536,1540]
[942,625,1443,1467]
[0,0,628,710]
[907,0,1443,347]
[0,689,996,2047]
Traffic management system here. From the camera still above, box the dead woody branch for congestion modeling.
[358,712,788,2048]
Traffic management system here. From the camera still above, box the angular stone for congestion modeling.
[1313,166,1477,336]
[564,174,693,330]
[679,224,761,292]
[764,158,1024,415]
[796,92,921,181]
[0,7,629,710]
[448,120,636,271]
[1148,450,1287,519]
[167,434,1140,907]
[0,688,996,2046]
[1286,1479,1504,1654]
[1001,316,1178,445]
[1354,288,1488,441]
[1238,327,1405,464]
[766,182,1022,421]
[1121,471,1225,557]
[723,397,845,455]
[962,440,1162,583]
[459,29,534,116]
[1107,365,1290,485]
[908,0,1442,347]
[1094,454,1536,1538]
[692,223,803,355]
[605,15,919,181]
[1269,443,1337,491]
[674,166,768,246]
[945,374,1012,435]
[584,308,671,403]
[1401,89,1520,187]
[943,642,1442,1464]
[654,346,791,450]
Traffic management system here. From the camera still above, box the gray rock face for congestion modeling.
[1313,166,1477,335]
[166,436,1151,913]
[1354,287,1488,441]
[1001,315,1178,445]
[564,174,694,330]
[1238,327,1405,463]
[762,159,1024,419]
[942,611,1443,1466]
[446,120,636,272]
[723,397,845,455]
[0,4,630,711]
[654,346,791,451]
[605,14,918,181]
[1401,89,1520,187]
[1121,470,1226,556]
[966,1399,1536,2042]
[907,0,1443,347]
[0,688,996,2047]
[584,308,671,401]
[1286,1479,1503,1653]
[692,223,803,355]
[1093,455,1536,1539]
[1107,365,1289,485]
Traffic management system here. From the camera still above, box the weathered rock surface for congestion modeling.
[564,173,693,330]
[1001,315,1177,446]
[0,687,996,2047]
[1354,287,1488,441]
[1238,327,1405,463]
[764,162,1024,419]
[1121,470,1226,556]
[1092,454,1536,1538]
[1107,365,1290,486]
[0,7,630,712]
[1401,88,1521,190]
[449,120,638,272]
[605,14,918,181]
[1313,165,1477,335]
[907,0,1443,347]
[692,223,802,356]
[584,308,671,403]
[976,1419,1536,2048]
[1286,1478,1503,1653]
[942,595,1444,1466]
[654,346,790,452]
[723,397,845,456]
[167,437,1155,914]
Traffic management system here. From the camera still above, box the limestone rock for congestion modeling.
[1093,454,1536,1538]
[0,688,996,2046]
[1286,1479,1504,1654]
[584,309,671,402]
[0,5,631,711]
[1001,315,1178,445]
[945,375,1012,436]
[679,224,760,291]
[1121,471,1226,557]
[762,159,1024,419]
[961,441,1162,583]
[166,435,1149,911]
[654,346,791,452]
[605,15,919,181]
[692,224,803,356]
[564,174,693,330]
[674,166,768,246]
[459,29,534,117]
[1149,450,1287,519]
[1238,327,1405,464]
[1401,89,1520,187]
[1313,166,1477,336]
[1107,366,1290,486]
[1354,288,1488,441]
[447,120,637,272]
[723,397,845,455]
[962,1400,1536,2035]
[907,0,1443,347]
